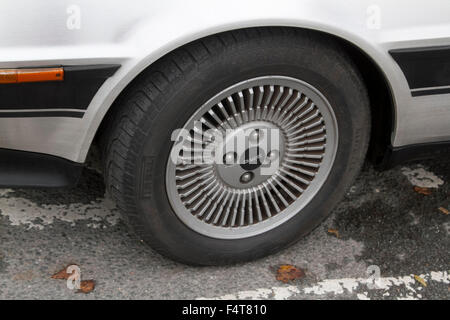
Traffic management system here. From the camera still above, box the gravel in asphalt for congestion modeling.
[0,154,449,299]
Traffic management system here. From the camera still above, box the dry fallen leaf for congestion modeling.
[51,265,95,293]
[413,186,432,196]
[414,275,427,287]
[276,265,305,283]
[78,280,95,294]
[327,229,340,238]
[51,265,77,280]
[438,207,449,215]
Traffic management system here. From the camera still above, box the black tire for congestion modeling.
[102,28,370,265]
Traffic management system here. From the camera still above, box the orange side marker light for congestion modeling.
[0,67,64,84]
[0,70,18,83]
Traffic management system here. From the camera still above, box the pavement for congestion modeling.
[0,151,449,300]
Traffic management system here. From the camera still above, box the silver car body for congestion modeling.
[0,0,449,163]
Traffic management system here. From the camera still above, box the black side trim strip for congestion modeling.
[0,111,84,118]
[0,64,120,111]
[0,148,83,188]
[390,46,450,90]
[380,141,450,169]
[411,87,450,97]
[63,65,120,80]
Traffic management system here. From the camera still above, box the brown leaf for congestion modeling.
[414,275,427,287]
[327,229,340,238]
[51,265,77,280]
[77,280,95,294]
[438,207,449,215]
[413,186,432,195]
[276,265,305,283]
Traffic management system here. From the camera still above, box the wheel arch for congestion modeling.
[93,26,396,164]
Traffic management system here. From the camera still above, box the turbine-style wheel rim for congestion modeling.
[166,76,338,239]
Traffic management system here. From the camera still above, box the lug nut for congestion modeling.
[223,152,236,165]
[268,150,279,161]
[240,172,254,184]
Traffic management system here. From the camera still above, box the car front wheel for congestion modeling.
[102,28,370,265]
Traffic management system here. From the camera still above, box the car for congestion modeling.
[0,0,449,265]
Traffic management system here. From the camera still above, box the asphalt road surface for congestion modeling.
[0,151,449,300]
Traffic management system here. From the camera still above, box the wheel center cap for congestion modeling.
[215,121,283,188]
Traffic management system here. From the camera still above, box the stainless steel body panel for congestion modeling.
[0,0,449,162]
